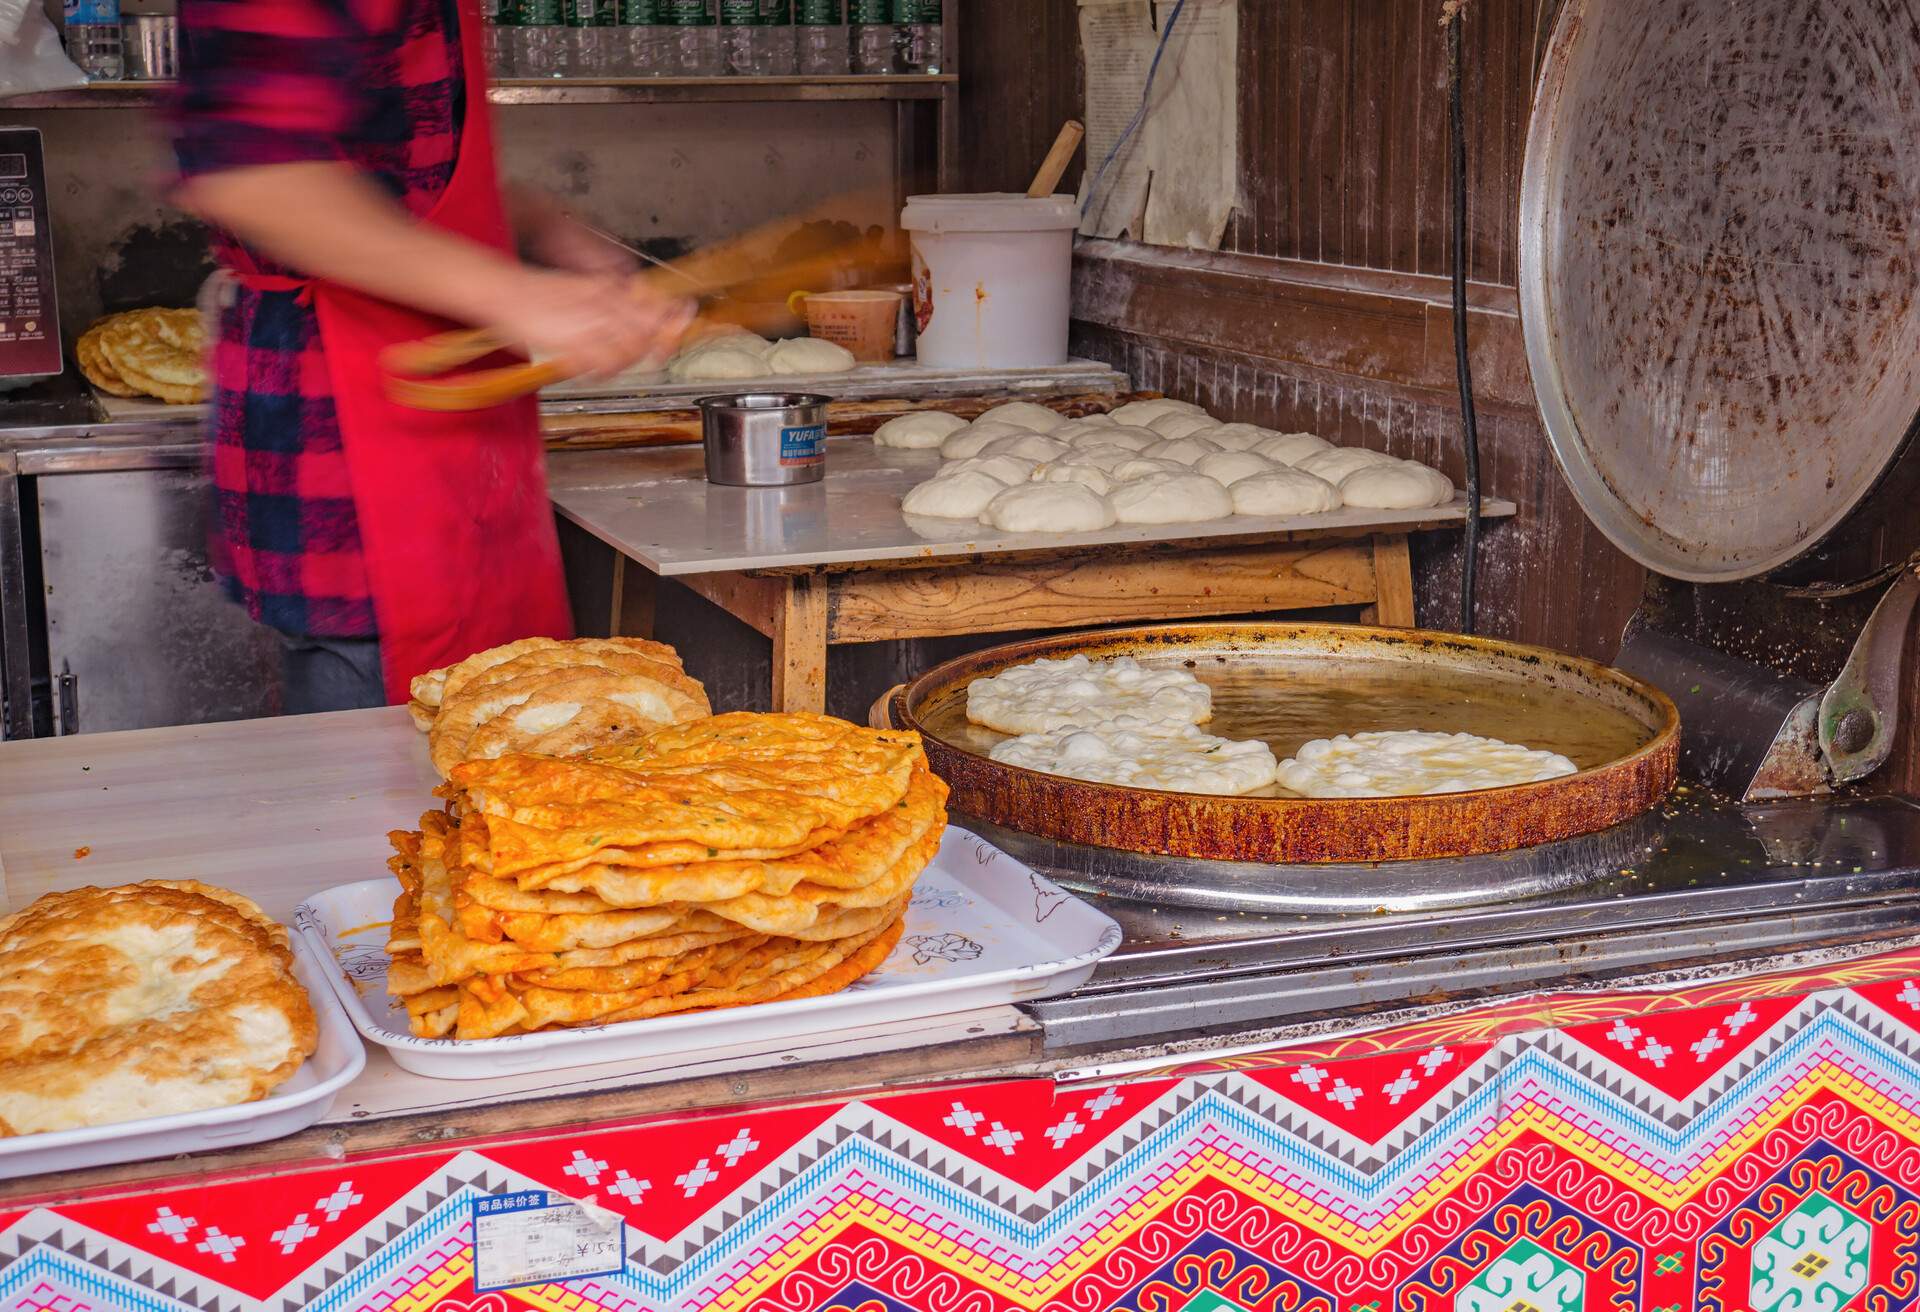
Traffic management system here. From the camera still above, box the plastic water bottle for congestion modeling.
[487,0,517,77]
[721,0,793,74]
[795,0,846,75]
[893,0,939,73]
[564,0,615,74]
[848,0,895,74]
[620,0,668,75]
[63,0,124,80]
[664,0,720,75]
[514,0,564,76]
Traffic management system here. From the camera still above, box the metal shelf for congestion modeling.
[1,74,955,110]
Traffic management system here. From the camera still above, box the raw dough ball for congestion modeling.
[979,431,1069,462]
[1145,436,1225,465]
[901,469,1007,518]
[1195,450,1277,486]
[1253,432,1333,465]
[946,453,1039,485]
[1072,424,1161,452]
[1110,398,1207,425]
[874,411,968,449]
[1072,411,1116,425]
[1200,422,1277,452]
[1296,446,1399,484]
[975,400,1066,432]
[1050,444,1138,473]
[1231,467,1343,516]
[940,419,1030,459]
[1050,417,1119,443]
[669,346,770,381]
[1148,411,1219,439]
[765,337,857,376]
[1039,460,1114,495]
[1112,456,1191,483]
[1338,460,1455,509]
[1110,472,1235,524]
[981,481,1115,533]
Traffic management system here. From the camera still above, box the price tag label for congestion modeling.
[471,1191,626,1292]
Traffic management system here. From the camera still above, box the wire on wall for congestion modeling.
[1446,5,1483,635]
[1079,0,1190,220]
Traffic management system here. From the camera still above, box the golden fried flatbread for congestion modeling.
[413,636,688,712]
[431,665,709,777]
[0,880,316,1134]
[76,322,139,396]
[456,914,904,1039]
[693,825,939,934]
[454,717,922,878]
[533,767,948,905]
[96,308,208,404]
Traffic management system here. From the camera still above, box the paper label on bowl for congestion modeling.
[472,1191,626,1292]
[780,423,826,466]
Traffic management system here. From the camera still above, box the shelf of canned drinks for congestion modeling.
[0,73,954,110]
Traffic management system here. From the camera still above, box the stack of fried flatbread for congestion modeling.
[0,881,317,1135]
[384,712,947,1040]
[410,637,712,778]
[76,308,208,404]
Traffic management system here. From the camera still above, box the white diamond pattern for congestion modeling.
[270,1214,319,1256]
[717,1129,758,1166]
[943,1103,984,1135]
[195,1228,244,1263]
[1044,1113,1084,1148]
[608,1170,649,1203]
[316,1183,362,1223]
[676,1159,719,1197]
[564,1150,609,1187]
[147,1207,197,1244]
[982,1122,1024,1155]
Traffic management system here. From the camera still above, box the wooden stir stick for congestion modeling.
[1026,120,1086,198]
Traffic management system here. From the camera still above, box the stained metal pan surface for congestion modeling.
[1518,0,1920,582]
[897,623,1679,864]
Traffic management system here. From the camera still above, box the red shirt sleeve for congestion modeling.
[172,0,412,179]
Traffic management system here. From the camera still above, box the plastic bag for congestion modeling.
[0,1,86,97]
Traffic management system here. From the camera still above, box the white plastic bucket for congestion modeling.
[901,192,1078,370]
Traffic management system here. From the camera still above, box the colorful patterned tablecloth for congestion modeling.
[6,945,1920,1311]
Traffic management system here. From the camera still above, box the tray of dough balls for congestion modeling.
[888,621,1678,866]
[880,397,1515,549]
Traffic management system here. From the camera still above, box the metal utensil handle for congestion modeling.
[1818,565,1920,782]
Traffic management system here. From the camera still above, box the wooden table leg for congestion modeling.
[771,574,829,713]
[609,555,658,639]
[1370,533,1417,627]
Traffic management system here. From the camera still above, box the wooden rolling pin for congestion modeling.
[1027,120,1086,198]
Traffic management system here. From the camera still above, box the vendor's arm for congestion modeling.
[177,163,685,374]
[171,0,687,375]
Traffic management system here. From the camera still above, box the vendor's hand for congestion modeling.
[487,269,693,378]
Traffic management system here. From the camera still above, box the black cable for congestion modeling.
[1447,11,1482,635]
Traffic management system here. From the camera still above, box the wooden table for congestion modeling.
[549,442,1516,712]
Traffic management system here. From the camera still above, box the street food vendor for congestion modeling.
[170,0,690,714]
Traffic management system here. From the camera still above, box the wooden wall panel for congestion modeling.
[953,0,1083,196]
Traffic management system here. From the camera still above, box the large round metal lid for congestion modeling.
[1518,0,1920,582]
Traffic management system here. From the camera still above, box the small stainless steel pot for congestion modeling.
[699,392,830,486]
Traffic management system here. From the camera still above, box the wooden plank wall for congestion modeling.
[956,0,1649,663]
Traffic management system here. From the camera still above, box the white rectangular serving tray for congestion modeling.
[0,934,367,1181]
[295,827,1123,1079]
